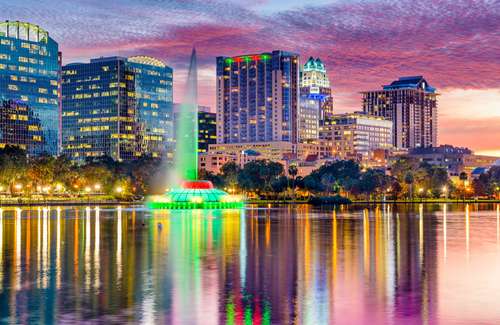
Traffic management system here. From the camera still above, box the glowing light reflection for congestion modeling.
[116,206,122,282]
[94,207,100,289]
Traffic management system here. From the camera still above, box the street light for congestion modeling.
[14,184,22,191]
[85,186,91,193]
[116,186,123,194]
[94,184,101,191]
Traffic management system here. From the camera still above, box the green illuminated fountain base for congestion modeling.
[147,180,244,210]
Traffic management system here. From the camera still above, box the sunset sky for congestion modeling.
[6,0,500,155]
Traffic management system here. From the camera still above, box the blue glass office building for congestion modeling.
[62,56,173,161]
[216,51,299,144]
[0,21,60,155]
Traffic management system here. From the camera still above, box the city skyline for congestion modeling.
[3,0,500,156]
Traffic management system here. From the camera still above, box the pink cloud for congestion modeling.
[5,0,499,152]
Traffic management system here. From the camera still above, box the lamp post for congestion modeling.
[385,187,391,202]
[418,187,424,202]
[85,186,91,203]
[442,186,448,200]
[14,184,22,196]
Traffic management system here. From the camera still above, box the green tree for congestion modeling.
[404,172,414,199]
[0,146,27,194]
[238,160,283,196]
[288,164,298,197]
[221,161,240,190]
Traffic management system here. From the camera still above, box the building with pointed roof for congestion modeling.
[299,57,333,137]
[362,76,438,149]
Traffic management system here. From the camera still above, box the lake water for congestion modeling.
[0,204,499,324]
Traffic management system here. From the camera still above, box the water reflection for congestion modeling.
[0,204,499,323]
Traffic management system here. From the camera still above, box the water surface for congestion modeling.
[0,204,499,324]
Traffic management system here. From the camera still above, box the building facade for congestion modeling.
[127,56,174,157]
[216,50,300,144]
[408,145,499,177]
[173,104,217,153]
[198,108,216,153]
[319,113,393,161]
[300,57,333,124]
[362,76,438,149]
[62,56,173,161]
[298,96,320,142]
[0,21,60,155]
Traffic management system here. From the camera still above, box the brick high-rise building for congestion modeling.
[362,76,438,149]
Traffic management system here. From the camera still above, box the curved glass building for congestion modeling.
[0,21,60,155]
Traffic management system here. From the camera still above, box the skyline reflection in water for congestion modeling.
[0,204,499,324]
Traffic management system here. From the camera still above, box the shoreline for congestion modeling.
[0,199,142,207]
[0,198,497,208]
[247,199,500,205]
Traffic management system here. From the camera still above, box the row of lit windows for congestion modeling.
[79,125,110,132]
[68,91,119,99]
[0,64,55,76]
[68,116,135,123]
[8,114,28,121]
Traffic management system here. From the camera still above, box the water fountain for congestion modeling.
[147,49,243,209]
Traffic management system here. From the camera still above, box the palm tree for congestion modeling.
[288,165,298,200]
[404,171,414,200]
[459,172,469,200]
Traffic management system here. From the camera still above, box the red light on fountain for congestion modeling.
[181,180,214,189]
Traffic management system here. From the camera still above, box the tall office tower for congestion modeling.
[216,50,300,144]
[62,56,173,161]
[0,21,61,155]
[127,56,174,157]
[300,57,333,124]
[362,76,438,149]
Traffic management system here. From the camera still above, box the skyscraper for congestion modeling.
[300,57,333,124]
[362,76,438,149]
[0,20,60,155]
[62,56,173,161]
[216,50,300,144]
